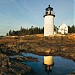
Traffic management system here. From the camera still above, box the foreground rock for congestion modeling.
[0,54,37,75]
[9,56,38,62]
[67,73,75,75]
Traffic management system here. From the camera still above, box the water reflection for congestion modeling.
[22,53,75,75]
[43,56,54,75]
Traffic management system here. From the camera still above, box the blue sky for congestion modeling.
[0,0,74,35]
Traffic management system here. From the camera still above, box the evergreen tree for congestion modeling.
[6,33,8,36]
[9,30,12,35]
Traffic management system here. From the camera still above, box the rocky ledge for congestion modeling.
[0,53,37,75]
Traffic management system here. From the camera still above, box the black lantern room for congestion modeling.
[44,5,55,17]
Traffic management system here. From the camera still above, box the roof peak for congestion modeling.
[60,23,67,26]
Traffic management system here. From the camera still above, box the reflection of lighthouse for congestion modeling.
[44,56,54,73]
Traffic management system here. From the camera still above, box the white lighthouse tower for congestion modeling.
[44,5,55,36]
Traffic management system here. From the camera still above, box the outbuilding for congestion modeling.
[58,23,68,34]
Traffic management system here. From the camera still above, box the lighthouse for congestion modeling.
[44,5,55,36]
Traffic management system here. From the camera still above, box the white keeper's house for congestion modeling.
[58,23,68,34]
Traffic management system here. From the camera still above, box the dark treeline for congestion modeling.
[6,26,44,36]
[68,25,75,33]
[6,25,75,36]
